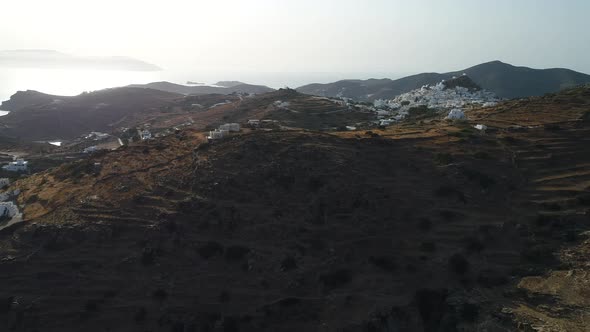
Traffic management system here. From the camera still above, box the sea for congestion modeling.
[0,68,403,116]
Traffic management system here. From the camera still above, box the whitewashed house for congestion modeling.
[207,130,225,140]
[3,159,28,172]
[0,178,9,189]
[140,130,152,140]
[248,119,260,127]
[219,123,240,132]
[84,146,98,154]
[446,109,466,120]
[0,202,20,219]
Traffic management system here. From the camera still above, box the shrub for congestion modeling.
[462,169,496,189]
[152,289,168,301]
[418,218,432,231]
[368,256,397,272]
[477,269,508,287]
[141,247,156,266]
[473,151,491,160]
[435,153,454,165]
[134,307,147,322]
[522,244,554,263]
[198,242,224,259]
[464,236,485,253]
[225,245,250,261]
[420,242,436,252]
[448,253,470,275]
[280,256,298,271]
[85,299,99,312]
[439,210,456,222]
[219,291,231,303]
[319,269,352,289]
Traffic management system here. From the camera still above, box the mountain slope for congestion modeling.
[129,81,275,95]
[1,87,589,331]
[0,88,182,140]
[297,61,590,100]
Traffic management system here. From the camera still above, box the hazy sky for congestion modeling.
[2,0,589,76]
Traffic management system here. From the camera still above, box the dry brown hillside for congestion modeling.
[0,86,589,331]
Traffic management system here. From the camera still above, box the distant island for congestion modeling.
[0,49,162,71]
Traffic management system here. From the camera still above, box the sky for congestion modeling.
[1,0,590,77]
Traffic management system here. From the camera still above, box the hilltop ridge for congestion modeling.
[297,61,590,100]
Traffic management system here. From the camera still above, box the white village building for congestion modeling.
[84,146,98,154]
[0,202,20,219]
[207,123,241,141]
[446,109,466,120]
[3,159,28,172]
[219,123,241,132]
[140,129,152,140]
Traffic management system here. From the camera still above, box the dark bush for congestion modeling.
[225,245,250,261]
[418,218,432,231]
[522,244,554,263]
[134,307,147,322]
[153,289,168,301]
[477,269,509,288]
[280,256,298,271]
[448,253,470,275]
[319,269,352,289]
[435,185,466,203]
[369,256,397,272]
[473,151,491,160]
[85,299,99,312]
[141,247,156,266]
[439,210,456,222]
[460,302,479,322]
[415,289,448,332]
[198,242,224,259]
[420,242,436,252]
[219,291,231,303]
[0,297,13,313]
[464,237,485,253]
[462,169,496,189]
[544,123,562,131]
[435,153,453,165]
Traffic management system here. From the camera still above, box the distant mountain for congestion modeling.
[297,61,590,100]
[214,81,247,88]
[0,88,181,140]
[0,50,161,71]
[129,81,274,95]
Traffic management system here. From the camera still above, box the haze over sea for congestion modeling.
[0,68,406,113]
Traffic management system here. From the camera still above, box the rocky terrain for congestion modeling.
[0,85,588,331]
[0,88,183,140]
[297,61,590,100]
[0,88,372,144]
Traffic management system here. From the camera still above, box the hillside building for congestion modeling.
[3,159,28,172]
[140,129,152,140]
[0,202,20,219]
[219,123,240,132]
[446,109,466,120]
